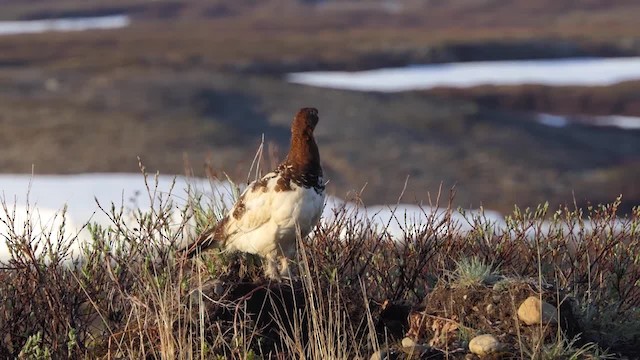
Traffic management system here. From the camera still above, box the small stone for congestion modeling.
[469,334,503,356]
[402,337,417,347]
[517,296,558,325]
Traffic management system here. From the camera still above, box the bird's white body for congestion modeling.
[185,107,324,279]
[222,171,325,277]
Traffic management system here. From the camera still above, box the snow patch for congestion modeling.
[537,113,640,130]
[0,15,130,36]
[536,113,569,128]
[288,57,640,92]
[589,115,640,130]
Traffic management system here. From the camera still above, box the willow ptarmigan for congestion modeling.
[185,107,325,279]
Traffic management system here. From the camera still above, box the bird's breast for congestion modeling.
[223,174,324,256]
[272,182,324,233]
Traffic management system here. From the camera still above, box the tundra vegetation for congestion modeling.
[0,168,638,359]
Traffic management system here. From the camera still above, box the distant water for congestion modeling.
[0,14,130,36]
[288,57,640,91]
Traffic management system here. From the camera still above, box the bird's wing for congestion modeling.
[224,173,279,236]
[181,172,279,257]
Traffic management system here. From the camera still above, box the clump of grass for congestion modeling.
[273,240,377,359]
[522,335,615,360]
[17,332,51,360]
[449,257,499,287]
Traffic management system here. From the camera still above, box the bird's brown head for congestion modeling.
[292,107,319,134]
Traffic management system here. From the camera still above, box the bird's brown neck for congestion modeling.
[277,128,323,192]
[284,129,321,176]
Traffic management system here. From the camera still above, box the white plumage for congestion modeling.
[222,171,325,278]
[184,107,325,279]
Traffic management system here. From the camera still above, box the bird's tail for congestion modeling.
[177,225,221,258]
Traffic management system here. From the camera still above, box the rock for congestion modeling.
[517,296,558,325]
[401,337,417,347]
[469,334,503,356]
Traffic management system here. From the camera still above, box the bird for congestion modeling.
[183,107,325,279]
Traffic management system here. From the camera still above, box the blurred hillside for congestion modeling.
[0,0,639,213]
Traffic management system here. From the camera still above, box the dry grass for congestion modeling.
[0,168,638,359]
